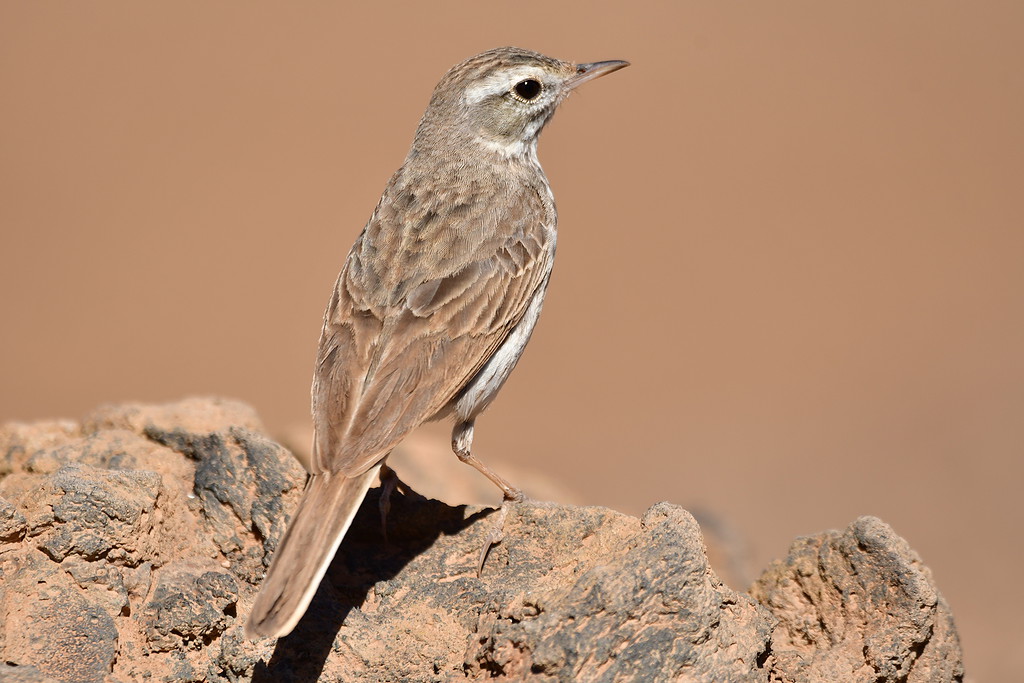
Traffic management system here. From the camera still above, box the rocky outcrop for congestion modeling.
[0,399,963,682]
[752,517,963,682]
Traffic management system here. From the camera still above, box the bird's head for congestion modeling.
[413,47,629,160]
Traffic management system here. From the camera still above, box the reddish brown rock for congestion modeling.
[750,516,963,683]
[0,399,963,682]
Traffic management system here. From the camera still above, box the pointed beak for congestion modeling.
[567,60,630,90]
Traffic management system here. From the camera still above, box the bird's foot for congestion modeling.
[378,463,424,542]
[476,488,525,576]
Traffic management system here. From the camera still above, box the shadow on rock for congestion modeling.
[254,488,489,683]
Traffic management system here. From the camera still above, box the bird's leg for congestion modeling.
[378,461,402,542]
[452,420,524,500]
[452,420,525,575]
[378,460,426,542]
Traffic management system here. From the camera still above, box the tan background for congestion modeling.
[2,2,1021,679]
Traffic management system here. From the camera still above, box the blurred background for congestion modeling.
[2,2,1020,679]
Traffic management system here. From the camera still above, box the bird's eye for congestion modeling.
[512,79,542,102]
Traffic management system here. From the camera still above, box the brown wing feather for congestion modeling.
[311,170,553,476]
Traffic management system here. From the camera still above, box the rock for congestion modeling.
[0,398,964,682]
[62,555,131,618]
[81,397,263,437]
[0,664,65,683]
[462,502,774,681]
[248,496,774,682]
[26,463,163,565]
[0,420,80,475]
[0,549,119,683]
[750,516,964,683]
[140,560,239,653]
[0,497,27,541]
[0,398,304,683]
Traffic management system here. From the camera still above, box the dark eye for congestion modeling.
[513,79,542,101]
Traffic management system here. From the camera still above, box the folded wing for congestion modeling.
[311,179,552,476]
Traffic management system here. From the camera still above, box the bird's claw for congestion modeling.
[476,493,524,576]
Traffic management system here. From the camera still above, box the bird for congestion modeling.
[245,46,628,639]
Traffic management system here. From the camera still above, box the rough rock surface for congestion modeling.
[0,399,963,682]
[751,516,964,682]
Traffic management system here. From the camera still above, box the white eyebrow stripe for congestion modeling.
[463,67,545,105]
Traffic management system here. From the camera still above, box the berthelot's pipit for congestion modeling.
[245,47,628,639]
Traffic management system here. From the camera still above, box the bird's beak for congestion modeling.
[567,60,630,90]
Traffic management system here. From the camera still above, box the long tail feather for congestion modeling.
[244,464,381,638]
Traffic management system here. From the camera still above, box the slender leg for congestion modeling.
[452,420,525,574]
[378,462,399,543]
[452,420,524,501]
[378,460,422,542]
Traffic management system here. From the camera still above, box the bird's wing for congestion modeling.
[310,180,552,476]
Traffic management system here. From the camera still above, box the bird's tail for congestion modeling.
[244,464,381,639]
